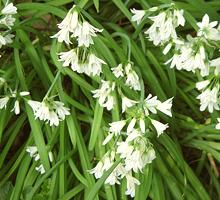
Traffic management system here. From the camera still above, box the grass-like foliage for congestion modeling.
[0,0,220,199]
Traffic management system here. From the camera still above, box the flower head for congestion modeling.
[131,9,146,24]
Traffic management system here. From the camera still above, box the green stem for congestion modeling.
[43,70,61,100]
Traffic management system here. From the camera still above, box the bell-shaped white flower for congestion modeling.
[51,6,79,44]
[127,118,136,133]
[121,95,137,113]
[85,53,106,76]
[125,63,141,91]
[112,64,124,78]
[92,81,115,110]
[0,15,16,29]
[58,49,78,67]
[109,120,126,134]
[143,94,160,115]
[151,119,168,137]
[131,8,146,24]
[125,173,140,198]
[197,86,219,113]
[75,21,102,47]
[210,57,220,75]
[0,96,10,109]
[1,3,17,15]
[156,97,173,117]
[196,80,210,90]
[28,98,70,126]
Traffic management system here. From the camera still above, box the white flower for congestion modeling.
[85,53,106,76]
[166,40,209,76]
[0,96,9,109]
[109,120,126,134]
[216,118,220,129]
[125,173,140,198]
[143,94,160,115]
[0,15,16,28]
[145,9,185,46]
[125,63,141,91]
[0,34,14,48]
[117,141,134,159]
[12,100,20,115]
[121,95,137,113]
[51,6,79,44]
[75,21,102,47]
[173,9,185,26]
[163,43,173,55]
[112,64,124,78]
[210,57,220,75]
[89,161,105,179]
[92,81,115,110]
[123,135,154,173]
[1,3,17,15]
[28,98,70,126]
[26,146,39,158]
[142,147,156,164]
[156,97,173,117]
[89,151,115,179]
[35,164,46,174]
[196,80,210,90]
[139,118,145,133]
[131,8,146,24]
[197,86,219,113]
[127,118,136,133]
[105,163,126,185]
[53,101,70,120]
[58,49,78,67]
[197,14,220,40]
[151,119,168,137]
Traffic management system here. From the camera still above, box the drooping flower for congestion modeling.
[197,86,219,113]
[112,63,124,78]
[0,96,10,109]
[89,151,115,179]
[92,80,116,110]
[156,97,173,117]
[125,173,140,197]
[28,98,70,126]
[74,21,103,47]
[145,8,185,46]
[1,3,17,15]
[85,53,106,76]
[130,9,146,24]
[51,6,79,44]
[121,95,137,113]
[124,63,141,91]
[151,119,169,137]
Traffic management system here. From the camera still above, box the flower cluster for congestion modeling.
[26,146,53,174]
[90,91,173,197]
[131,3,220,128]
[28,97,70,126]
[132,4,185,46]
[52,6,106,76]
[0,2,17,51]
